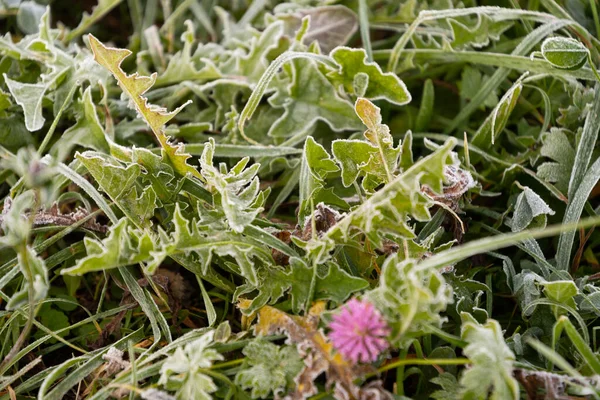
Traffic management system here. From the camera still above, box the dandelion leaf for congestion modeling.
[87,35,200,179]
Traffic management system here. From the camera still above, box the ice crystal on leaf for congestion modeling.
[159,331,224,400]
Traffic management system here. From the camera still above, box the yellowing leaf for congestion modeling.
[87,34,201,179]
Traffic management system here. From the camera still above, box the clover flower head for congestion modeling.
[328,298,391,363]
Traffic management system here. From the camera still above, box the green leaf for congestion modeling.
[329,47,411,105]
[159,330,223,400]
[431,372,461,400]
[536,128,576,193]
[238,258,368,314]
[459,67,498,109]
[63,205,270,285]
[267,57,362,138]
[567,84,600,200]
[367,256,452,346]
[459,314,519,400]
[76,151,157,228]
[448,14,513,49]
[3,76,47,132]
[235,339,303,399]
[6,246,49,310]
[332,98,401,191]
[541,37,589,70]
[510,186,555,232]
[87,35,200,179]
[200,138,267,233]
[59,218,154,275]
[542,280,578,309]
[155,20,221,87]
[415,79,434,132]
[229,21,284,83]
[298,136,343,222]
[51,87,110,161]
[317,138,455,257]
[471,77,522,148]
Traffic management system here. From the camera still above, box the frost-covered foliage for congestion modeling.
[2,0,600,399]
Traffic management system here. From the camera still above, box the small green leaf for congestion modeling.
[448,15,513,49]
[510,187,555,232]
[415,79,434,132]
[471,78,522,148]
[7,246,49,310]
[459,314,519,400]
[200,138,267,233]
[329,47,411,105]
[298,136,342,221]
[541,37,589,70]
[332,98,401,191]
[4,76,47,132]
[542,280,578,309]
[159,331,223,400]
[155,20,221,87]
[537,128,576,193]
[368,256,452,345]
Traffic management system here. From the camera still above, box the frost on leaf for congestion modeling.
[329,48,411,105]
[6,246,49,310]
[236,257,368,314]
[459,313,519,400]
[234,339,303,399]
[510,186,555,232]
[332,98,401,192]
[298,136,346,222]
[156,20,221,87]
[76,151,157,228]
[448,14,513,49]
[536,128,575,193]
[62,204,269,285]
[51,87,110,161]
[267,58,362,138]
[367,256,452,347]
[87,35,200,179]
[200,138,268,233]
[318,138,456,258]
[158,331,223,400]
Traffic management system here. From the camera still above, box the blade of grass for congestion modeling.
[417,213,600,273]
[358,0,373,62]
[557,154,600,270]
[568,84,600,200]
